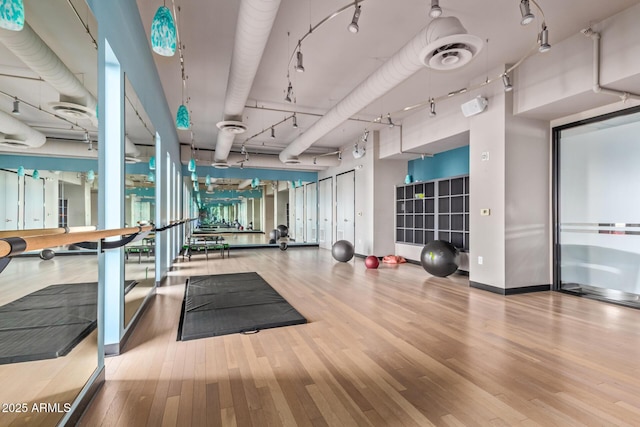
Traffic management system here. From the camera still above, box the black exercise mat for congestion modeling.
[0,280,135,364]
[179,272,306,340]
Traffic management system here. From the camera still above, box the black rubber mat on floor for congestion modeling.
[178,272,307,341]
[0,281,135,364]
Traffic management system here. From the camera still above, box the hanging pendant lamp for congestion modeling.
[149,156,156,170]
[148,171,155,183]
[150,5,176,56]
[176,104,190,129]
[188,157,196,172]
[17,166,25,177]
[32,169,40,180]
[0,0,25,31]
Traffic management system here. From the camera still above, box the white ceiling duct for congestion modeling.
[0,139,96,158]
[0,23,97,119]
[419,17,483,70]
[0,110,46,148]
[279,17,482,163]
[0,24,140,158]
[213,0,282,164]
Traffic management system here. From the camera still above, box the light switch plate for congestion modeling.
[480,208,490,216]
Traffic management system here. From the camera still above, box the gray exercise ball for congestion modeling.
[279,241,288,251]
[420,240,459,277]
[277,224,289,238]
[269,229,280,241]
[39,249,56,260]
[332,240,355,262]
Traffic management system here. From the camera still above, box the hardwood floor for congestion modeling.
[79,247,640,426]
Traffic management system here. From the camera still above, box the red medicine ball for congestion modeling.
[365,255,379,269]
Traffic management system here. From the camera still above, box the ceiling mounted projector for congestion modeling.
[461,96,488,117]
[419,17,483,71]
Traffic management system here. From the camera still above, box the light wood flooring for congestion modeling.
[78,247,640,426]
[0,255,154,427]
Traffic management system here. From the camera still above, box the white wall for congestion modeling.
[319,131,405,256]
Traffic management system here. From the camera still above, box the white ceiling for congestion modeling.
[1,0,639,160]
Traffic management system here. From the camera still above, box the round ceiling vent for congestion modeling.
[419,17,483,71]
[49,102,96,119]
[283,156,301,164]
[216,120,247,134]
[0,139,30,148]
[212,161,230,169]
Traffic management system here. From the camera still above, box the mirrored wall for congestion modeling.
[0,0,100,424]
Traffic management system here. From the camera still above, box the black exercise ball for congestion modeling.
[268,238,276,244]
[420,240,459,277]
[279,242,288,251]
[277,224,289,238]
[269,229,280,241]
[39,249,56,260]
[332,240,354,262]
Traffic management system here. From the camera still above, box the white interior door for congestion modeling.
[295,186,305,242]
[318,177,333,249]
[305,182,317,243]
[24,177,44,229]
[0,170,19,230]
[336,171,355,245]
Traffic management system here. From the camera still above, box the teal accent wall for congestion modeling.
[408,146,469,181]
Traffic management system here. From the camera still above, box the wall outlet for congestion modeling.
[481,151,490,161]
[480,208,490,216]
[478,256,483,265]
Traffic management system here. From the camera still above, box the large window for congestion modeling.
[554,107,640,306]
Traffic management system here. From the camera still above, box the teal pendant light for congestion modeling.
[188,158,196,172]
[404,174,413,184]
[205,175,211,186]
[32,169,39,180]
[0,0,25,31]
[191,172,197,182]
[176,104,190,129]
[17,166,25,177]
[148,171,155,183]
[87,170,95,183]
[149,156,156,170]
[296,179,303,188]
[150,6,176,56]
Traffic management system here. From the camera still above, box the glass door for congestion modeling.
[554,107,640,306]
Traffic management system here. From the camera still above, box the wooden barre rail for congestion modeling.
[0,228,67,239]
[0,225,154,258]
[0,225,98,239]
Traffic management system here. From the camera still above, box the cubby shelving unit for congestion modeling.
[395,175,469,250]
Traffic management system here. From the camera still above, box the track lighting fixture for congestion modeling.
[429,98,436,117]
[502,73,513,92]
[240,163,244,169]
[270,127,275,139]
[293,113,298,128]
[295,48,305,72]
[538,25,551,52]
[519,0,534,26]
[338,151,342,160]
[361,129,369,143]
[87,141,93,151]
[313,157,317,165]
[11,97,20,115]
[285,81,293,102]
[387,113,395,128]
[348,1,361,34]
[429,0,442,19]
[84,131,90,143]
[241,144,246,154]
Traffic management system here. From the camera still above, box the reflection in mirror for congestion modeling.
[123,76,156,330]
[188,178,314,250]
[0,0,99,423]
